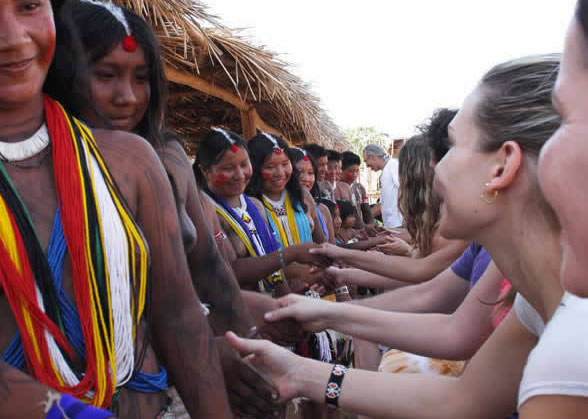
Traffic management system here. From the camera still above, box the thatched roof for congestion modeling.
[112,0,349,153]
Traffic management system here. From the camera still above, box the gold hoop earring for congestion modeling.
[480,182,498,204]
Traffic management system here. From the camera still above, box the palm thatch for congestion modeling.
[112,0,349,154]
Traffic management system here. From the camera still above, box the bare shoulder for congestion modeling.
[93,128,162,169]
[301,188,316,208]
[248,196,265,212]
[158,140,192,172]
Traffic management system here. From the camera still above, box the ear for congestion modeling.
[199,164,210,179]
[486,141,523,191]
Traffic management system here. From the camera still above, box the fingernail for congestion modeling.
[271,392,279,400]
[273,409,280,417]
[264,313,272,320]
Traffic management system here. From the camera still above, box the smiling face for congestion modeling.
[327,160,341,182]
[538,19,588,296]
[433,87,498,241]
[316,156,328,182]
[296,158,315,191]
[204,146,252,200]
[84,42,150,132]
[342,164,359,184]
[0,0,55,108]
[261,151,292,198]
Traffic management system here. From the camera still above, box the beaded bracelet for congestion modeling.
[335,286,349,295]
[278,247,286,270]
[324,364,347,408]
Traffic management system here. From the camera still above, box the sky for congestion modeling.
[205,0,576,138]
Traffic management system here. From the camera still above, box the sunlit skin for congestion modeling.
[342,164,359,185]
[295,158,315,191]
[0,0,54,133]
[316,156,328,182]
[0,1,234,417]
[538,19,588,297]
[433,88,498,241]
[203,146,253,207]
[261,151,292,201]
[83,42,151,132]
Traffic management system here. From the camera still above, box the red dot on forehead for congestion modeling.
[274,149,283,155]
[122,35,137,52]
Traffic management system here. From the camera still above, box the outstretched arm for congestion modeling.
[311,240,467,283]
[353,267,469,313]
[229,310,535,419]
[132,136,231,417]
[266,262,503,359]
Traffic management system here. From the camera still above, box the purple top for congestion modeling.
[450,242,492,289]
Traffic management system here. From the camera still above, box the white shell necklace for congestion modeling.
[0,124,50,162]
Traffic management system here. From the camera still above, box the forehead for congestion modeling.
[263,152,290,165]
[449,86,485,145]
[96,43,148,68]
[296,159,313,170]
[555,20,588,106]
[216,146,249,165]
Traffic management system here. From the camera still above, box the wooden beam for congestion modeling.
[167,66,292,144]
[240,109,256,139]
[249,108,291,144]
[165,66,249,111]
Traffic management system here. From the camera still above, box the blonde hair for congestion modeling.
[477,54,561,155]
[398,135,439,256]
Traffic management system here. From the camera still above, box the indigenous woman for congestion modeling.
[246,133,330,293]
[195,128,326,297]
[290,146,336,244]
[229,55,577,418]
[0,0,231,417]
[48,2,285,417]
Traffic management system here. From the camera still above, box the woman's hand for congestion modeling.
[287,242,331,267]
[309,243,349,264]
[376,236,413,256]
[225,332,304,403]
[264,293,336,332]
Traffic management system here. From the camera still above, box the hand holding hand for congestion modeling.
[376,236,412,256]
[289,242,331,267]
[264,293,336,333]
[226,332,303,403]
[308,243,348,264]
[216,336,283,418]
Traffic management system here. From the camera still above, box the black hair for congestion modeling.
[326,150,341,162]
[320,199,337,218]
[418,108,458,163]
[45,1,168,147]
[194,129,248,186]
[290,148,321,202]
[341,151,361,170]
[245,133,306,212]
[336,200,355,223]
[303,144,327,160]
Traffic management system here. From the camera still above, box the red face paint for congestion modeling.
[262,171,273,180]
[213,173,230,185]
[42,18,57,68]
[231,145,238,153]
[274,149,283,155]
[303,156,309,161]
